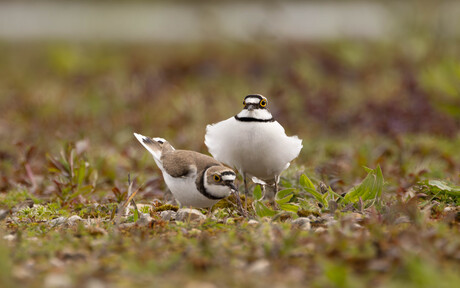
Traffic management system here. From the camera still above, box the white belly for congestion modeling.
[162,172,219,208]
[205,118,302,181]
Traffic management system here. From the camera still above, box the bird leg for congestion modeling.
[274,175,280,195]
[231,189,247,218]
[243,173,249,211]
[272,176,280,209]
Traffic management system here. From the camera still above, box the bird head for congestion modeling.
[204,166,237,199]
[242,94,268,111]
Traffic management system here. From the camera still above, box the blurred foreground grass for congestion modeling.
[0,39,459,287]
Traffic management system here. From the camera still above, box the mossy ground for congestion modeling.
[0,36,459,287]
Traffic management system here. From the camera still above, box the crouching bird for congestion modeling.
[134,133,237,208]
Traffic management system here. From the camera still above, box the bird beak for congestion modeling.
[226,182,237,192]
[246,104,257,111]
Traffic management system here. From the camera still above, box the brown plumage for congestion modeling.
[161,150,222,178]
[134,133,237,208]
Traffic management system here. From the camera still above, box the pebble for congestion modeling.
[118,222,136,229]
[321,214,335,221]
[444,206,456,212]
[394,216,411,225]
[50,215,82,226]
[248,259,270,274]
[291,217,312,230]
[12,266,34,280]
[292,217,310,225]
[175,208,206,222]
[0,209,8,221]
[67,215,83,224]
[44,273,72,288]
[86,279,106,288]
[160,210,176,221]
[352,223,362,229]
[326,219,338,227]
[50,217,67,226]
[136,213,153,226]
[306,215,318,221]
[248,219,259,225]
[314,227,326,234]
[3,234,15,241]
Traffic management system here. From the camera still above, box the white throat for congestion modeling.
[203,170,232,199]
[237,109,272,120]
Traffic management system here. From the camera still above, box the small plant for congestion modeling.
[138,205,151,214]
[47,144,97,207]
[342,165,384,206]
[299,174,343,209]
[418,179,460,205]
[300,166,384,210]
[15,204,68,222]
[252,186,300,218]
[251,166,385,218]
[111,186,127,204]
[0,188,40,209]
[274,188,300,213]
[252,185,277,217]
[419,180,460,196]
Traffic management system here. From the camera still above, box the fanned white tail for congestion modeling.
[133,133,174,172]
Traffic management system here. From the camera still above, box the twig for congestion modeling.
[128,174,140,217]
[115,173,141,226]
[24,163,37,191]
[232,190,247,218]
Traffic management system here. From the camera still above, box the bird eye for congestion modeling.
[243,100,246,106]
[260,99,267,107]
[213,175,221,182]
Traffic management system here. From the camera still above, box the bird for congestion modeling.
[134,133,237,208]
[205,94,302,196]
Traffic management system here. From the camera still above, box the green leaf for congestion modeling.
[300,174,315,190]
[304,187,327,206]
[133,207,139,222]
[328,186,345,201]
[307,188,327,206]
[254,201,277,217]
[279,203,300,213]
[275,188,297,205]
[422,180,460,196]
[252,184,278,217]
[253,185,263,200]
[75,162,86,188]
[299,174,328,206]
[343,165,384,204]
[363,166,373,173]
[110,205,117,220]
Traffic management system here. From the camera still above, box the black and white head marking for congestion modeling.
[235,94,274,122]
[198,166,236,200]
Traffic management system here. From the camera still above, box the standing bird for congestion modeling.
[134,133,237,208]
[205,94,302,196]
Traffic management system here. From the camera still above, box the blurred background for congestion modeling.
[0,0,459,199]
